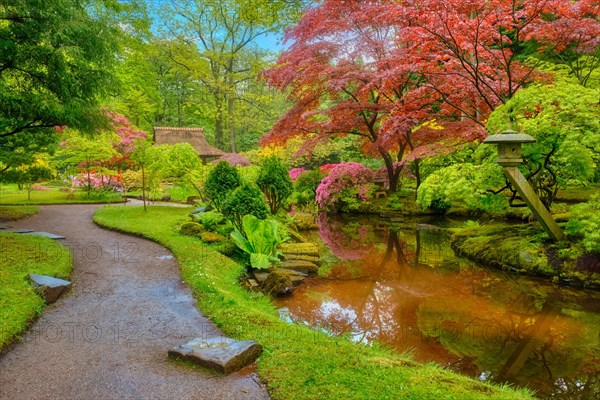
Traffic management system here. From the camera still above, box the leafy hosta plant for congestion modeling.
[230,214,288,270]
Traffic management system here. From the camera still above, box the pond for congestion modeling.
[274,214,600,399]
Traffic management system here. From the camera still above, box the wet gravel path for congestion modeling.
[0,204,269,400]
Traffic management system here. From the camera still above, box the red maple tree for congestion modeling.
[262,0,598,192]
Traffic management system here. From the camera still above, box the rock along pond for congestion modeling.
[275,214,600,399]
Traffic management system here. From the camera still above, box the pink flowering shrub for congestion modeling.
[72,173,122,191]
[315,162,375,210]
[289,167,307,181]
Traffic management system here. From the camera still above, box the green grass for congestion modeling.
[0,205,39,221]
[0,183,124,205]
[0,233,72,350]
[94,205,532,400]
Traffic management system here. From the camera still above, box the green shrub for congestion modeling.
[230,214,287,270]
[417,163,507,213]
[197,211,226,231]
[222,183,269,232]
[204,161,241,212]
[295,169,322,195]
[211,240,238,256]
[566,195,600,253]
[256,157,293,214]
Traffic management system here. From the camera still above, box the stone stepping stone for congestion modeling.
[280,242,319,256]
[190,206,207,214]
[22,231,65,239]
[3,228,34,233]
[279,260,319,274]
[283,254,320,264]
[29,273,71,303]
[168,337,262,374]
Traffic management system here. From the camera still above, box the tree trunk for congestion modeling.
[228,95,236,153]
[141,164,147,211]
[379,149,400,193]
[413,158,422,198]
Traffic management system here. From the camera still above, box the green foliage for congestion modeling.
[1,155,55,200]
[204,161,241,212]
[222,183,269,232]
[486,76,600,204]
[196,211,227,231]
[0,0,124,140]
[256,157,293,214]
[230,214,286,270]
[295,169,323,195]
[566,195,600,253]
[417,163,508,213]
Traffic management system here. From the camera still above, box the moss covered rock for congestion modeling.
[262,269,293,295]
[450,225,551,275]
[200,232,226,243]
[179,222,205,237]
[212,240,238,256]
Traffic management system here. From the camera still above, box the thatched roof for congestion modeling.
[212,153,252,167]
[153,127,224,158]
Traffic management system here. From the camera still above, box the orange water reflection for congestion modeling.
[275,216,600,398]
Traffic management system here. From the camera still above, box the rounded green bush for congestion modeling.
[222,183,269,231]
[204,161,241,212]
[256,156,293,214]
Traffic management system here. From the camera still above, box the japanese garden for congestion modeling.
[0,0,599,399]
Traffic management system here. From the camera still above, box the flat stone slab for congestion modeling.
[21,231,65,239]
[29,273,71,303]
[168,337,262,374]
[3,228,34,233]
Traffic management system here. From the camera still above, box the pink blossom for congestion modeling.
[289,167,307,181]
[315,162,375,209]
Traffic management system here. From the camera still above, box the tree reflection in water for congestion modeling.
[276,214,600,399]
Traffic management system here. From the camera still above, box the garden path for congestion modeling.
[0,204,269,400]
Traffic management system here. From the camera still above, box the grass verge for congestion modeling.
[0,205,39,221]
[0,184,123,205]
[94,205,532,400]
[0,233,72,351]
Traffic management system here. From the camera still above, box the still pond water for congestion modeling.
[275,214,600,399]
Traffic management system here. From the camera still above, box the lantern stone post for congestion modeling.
[483,130,565,241]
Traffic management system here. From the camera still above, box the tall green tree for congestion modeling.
[0,0,121,138]
[157,0,303,152]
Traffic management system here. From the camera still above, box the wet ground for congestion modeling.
[0,204,269,400]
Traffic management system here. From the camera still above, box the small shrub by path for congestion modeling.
[0,205,39,221]
[94,205,532,400]
[0,233,72,351]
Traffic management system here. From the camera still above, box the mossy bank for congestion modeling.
[449,223,600,289]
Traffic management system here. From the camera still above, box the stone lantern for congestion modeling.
[483,130,565,241]
[483,130,536,167]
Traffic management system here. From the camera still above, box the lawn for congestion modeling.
[0,205,39,221]
[94,205,532,400]
[0,233,72,351]
[0,183,124,205]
